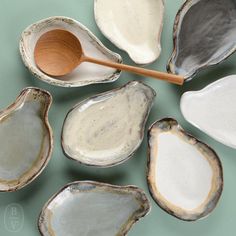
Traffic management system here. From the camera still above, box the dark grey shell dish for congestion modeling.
[167,0,236,80]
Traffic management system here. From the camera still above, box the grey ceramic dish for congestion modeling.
[167,0,236,80]
[38,181,151,236]
[0,87,53,192]
[147,118,223,221]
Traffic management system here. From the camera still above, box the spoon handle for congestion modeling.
[83,56,184,85]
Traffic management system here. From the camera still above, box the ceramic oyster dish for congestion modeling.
[38,181,150,236]
[167,0,236,80]
[181,75,236,149]
[20,16,122,87]
[62,81,156,167]
[147,118,223,221]
[0,88,53,192]
[95,0,164,65]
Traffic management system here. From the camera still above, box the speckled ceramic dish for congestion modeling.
[38,181,150,236]
[181,75,236,149]
[62,81,156,167]
[95,0,164,65]
[147,118,223,221]
[20,16,122,87]
[167,0,236,80]
[0,88,53,192]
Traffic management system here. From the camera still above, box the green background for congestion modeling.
[0,0,235,235]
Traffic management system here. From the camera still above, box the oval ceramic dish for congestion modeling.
[0,88,53,192]
[181,75,236,149]
[62,81,156,167]
[95,0,164,65]
[20,16,122,87]
[38,181,150,236]
[167,0,236,80]
[147,118,223,221]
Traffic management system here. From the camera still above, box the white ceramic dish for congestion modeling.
[95,0,164,65]
[38,181,150,236]
[0,88,53,192]
[181,75,236,149]
[20,16,122,87]
[147,118,223,221]
[62,81,156,167]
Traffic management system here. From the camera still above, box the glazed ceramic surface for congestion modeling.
[95,0,164,65]
[38,181,150,236]
[62,81,156,167]
[147,118,223,221]
[0,88,53,191]
[181,75,236,149]
[20,16,122,87]
[2,1,235,235]
[167,0,236,80]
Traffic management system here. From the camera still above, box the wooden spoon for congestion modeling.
[34,29,184,85]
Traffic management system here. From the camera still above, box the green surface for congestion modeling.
[0,0,235,235]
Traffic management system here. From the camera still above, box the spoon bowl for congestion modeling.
[34,30,83,76]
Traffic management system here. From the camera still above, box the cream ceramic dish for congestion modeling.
[19,16,122,87]
[94,0,164,65]
[181,75,236,149]
[0,88,53,192]
[167,0,236,80]
[38,181,150,236]
[62,81,156,167]
[147,118,223,221]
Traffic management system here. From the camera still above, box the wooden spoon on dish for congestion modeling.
[34,29,184,85]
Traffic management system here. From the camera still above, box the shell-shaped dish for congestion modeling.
[181,75,236,149]
[20,16,122,87]
[167,0,236,80]
[62,81,156,167]
[0,88,53,192]
[147,118,223,221]
[38,181,150,236]
[94,0,164,65]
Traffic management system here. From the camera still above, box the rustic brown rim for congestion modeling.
[147,117,223,221]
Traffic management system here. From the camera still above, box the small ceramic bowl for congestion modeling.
[20,16,122,87]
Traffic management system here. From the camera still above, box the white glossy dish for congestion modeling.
[20,16,122,87]
[95,0,164,65]
[181,75,236,149]
[147,118,223,221]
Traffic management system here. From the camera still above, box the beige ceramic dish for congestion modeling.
[20,16,122,87]
[0,87,53,192]
[61,81,156,167]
